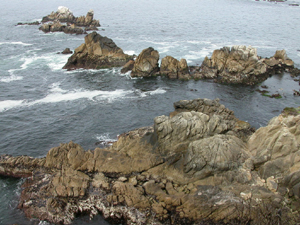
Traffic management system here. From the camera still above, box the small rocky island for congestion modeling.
[1,98,300,224]
[18,6,100,35]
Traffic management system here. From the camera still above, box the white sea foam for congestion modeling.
[124,50,136,55]
[0,73,23,83]
[96,133,117,146]
[186,40,211,45]
[137,87,166,97]
[0,100,25,112]
[0,41,32,46]
[184,48,212,63]
[0,84,166,112]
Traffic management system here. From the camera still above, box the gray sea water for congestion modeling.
[1,0,300,224]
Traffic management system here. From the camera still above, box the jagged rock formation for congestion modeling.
[39,7,100,34]
[192,46,295,85]
[63,32,133,70]
[124,46,296,84]
[131,47,160,77]
[0,98,299,224]
[160,56,189,79]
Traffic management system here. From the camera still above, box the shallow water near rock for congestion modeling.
[1,0,300,224]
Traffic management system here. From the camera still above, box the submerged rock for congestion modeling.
[61,48,73,54]
[1,99,299,224]
[63,31,133,70]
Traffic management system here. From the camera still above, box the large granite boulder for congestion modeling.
[195,46,295,85]
[1,99,299,224]
[131,47,160,77]
[160,56,190,79]
[63,31,133,70]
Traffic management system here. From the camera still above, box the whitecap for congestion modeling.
[137,87,166,97]
[95,133,117,146]
[0,100,25,112]
[29,86,134,105]
[0,41,32,46]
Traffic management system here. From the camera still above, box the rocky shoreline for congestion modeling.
[1,98,300,224]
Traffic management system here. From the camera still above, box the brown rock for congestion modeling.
[131,47,160,77]
[160,56,190,79]
[199,46,295,85]
[121,59,135,74]
[63,32,133,70]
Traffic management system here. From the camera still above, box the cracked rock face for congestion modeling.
[1,98,299,224]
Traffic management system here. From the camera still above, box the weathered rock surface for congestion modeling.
[131,47,160,77]
[249,111,300,198]
[160,56,190,79]
[192,46,295,85]
[1,99,299,224]
[63,31,133,70]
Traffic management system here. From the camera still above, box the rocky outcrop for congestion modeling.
[39,7,100,34]
[41,7,100,27]
[160,56,189,79]
[192,46,295,85]
[1,99,299,224]
[124,46,297,84]
[63,31,133,70]
[131,47,160,77]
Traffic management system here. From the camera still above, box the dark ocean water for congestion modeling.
[1,0,300,224]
